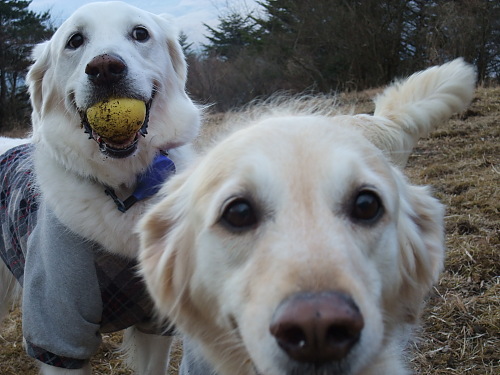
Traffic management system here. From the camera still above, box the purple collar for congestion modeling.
[105,151,175,213]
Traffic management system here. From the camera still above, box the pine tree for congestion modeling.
[202,12,260,60]
[0,0,53,128]
[179,31,195,57]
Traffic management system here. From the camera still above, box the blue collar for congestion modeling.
[105,151,175,213]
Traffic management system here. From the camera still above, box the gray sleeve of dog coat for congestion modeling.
[22,201,103,362]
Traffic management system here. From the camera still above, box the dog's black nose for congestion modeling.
[270,291,364,363]
[85,54,127,85]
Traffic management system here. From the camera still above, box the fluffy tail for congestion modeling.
[360,58,476,166]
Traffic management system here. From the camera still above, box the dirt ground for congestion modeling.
[0,86,498,374]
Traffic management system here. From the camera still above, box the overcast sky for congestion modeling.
[28,0,261,48]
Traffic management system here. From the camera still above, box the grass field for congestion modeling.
[0,86,498,374]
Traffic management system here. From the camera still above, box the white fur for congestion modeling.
[138,59,475,375]
[28,1,200,257]
[121,326,175,373]
[358,58,476,167]
[40,363,91,375]
[0,2,200,374]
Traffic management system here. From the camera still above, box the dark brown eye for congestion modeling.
[221,198,258,232]
[66,33,84,49]
[132,27,149,42]
[351,191,383,223]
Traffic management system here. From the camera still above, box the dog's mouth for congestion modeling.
[228,318,350,375]
[80,97,153,159]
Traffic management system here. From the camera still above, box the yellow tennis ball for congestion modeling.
[86,98,146,142]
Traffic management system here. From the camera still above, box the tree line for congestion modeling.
[0,0,498,129]
[185,0,499,111]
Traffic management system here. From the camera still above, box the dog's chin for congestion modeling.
[251,360,350,375]
[79,97,152,159]
[245,342,351,375]
[97,134,140,159]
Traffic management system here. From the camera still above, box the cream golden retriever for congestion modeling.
[138,59,476,375]
[0,2,199,374]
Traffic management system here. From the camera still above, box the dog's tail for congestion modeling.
[358,58,476,167]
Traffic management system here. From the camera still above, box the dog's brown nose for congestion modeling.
[269,291,364,363]
[85,54,127,85]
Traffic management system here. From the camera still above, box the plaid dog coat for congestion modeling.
[0,144,172,369]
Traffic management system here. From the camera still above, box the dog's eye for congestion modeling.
[351,191,383,223]
[66,33,84,49]
[132,27,150,42]
[220,198,258,232]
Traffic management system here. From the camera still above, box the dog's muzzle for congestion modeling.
[80,98,152,159]
[79,53,155,158]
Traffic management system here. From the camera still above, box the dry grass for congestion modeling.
[0,86,498,374]
[405,86,500,375]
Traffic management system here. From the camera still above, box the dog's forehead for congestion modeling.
[71,1,152,20]
[223,115,379,161]
[59,2,159,39]
[198,115,394,193]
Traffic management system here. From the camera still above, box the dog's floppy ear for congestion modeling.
[27,40,51,126]
[138,174,200,324]
[157,14,188,87]
[356,58,476,167]
[395,177,445,321]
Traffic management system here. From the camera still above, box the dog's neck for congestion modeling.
[105,151,175,213]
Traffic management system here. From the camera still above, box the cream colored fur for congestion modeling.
[0,2,200,374]
[138,59,475,375]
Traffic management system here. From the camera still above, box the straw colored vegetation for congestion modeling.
[406,86,499,375]
[0,86,498,374]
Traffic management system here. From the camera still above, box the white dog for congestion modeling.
[138,59,476,375]
[0,2,200,374]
